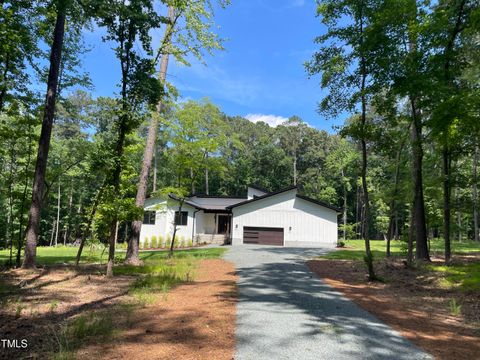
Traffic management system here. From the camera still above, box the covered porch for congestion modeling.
[193,210,232,245]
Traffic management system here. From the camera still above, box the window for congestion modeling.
[143,211,156,225]
[174,211,188,226]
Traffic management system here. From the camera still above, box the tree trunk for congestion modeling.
[16,126,33,267]
[293,149,297,186]
[126,6,175,265]
[75,186,103,266]
[474,145,479,242]
[407,205,414,267]
[49,220,56,246]
[205,157,209,196]
[410,98,430,261]
[55,183,61,246]
[64,181,73,245]
[358,12,375,280]
[386,140,404,257]
[190,167,195,194]
[342,169,347,242]
[6,145,15,266]
[22,3,66,268]
[169,200,183,258]
[114,221,119,244]
[355,183,361,239]
[153,144,157,193]
[443,144,451,263]
[456,186,462,242]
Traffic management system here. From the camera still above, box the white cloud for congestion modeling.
[289,0,305,8]
[245,113,289,127]
[170,61,264,107]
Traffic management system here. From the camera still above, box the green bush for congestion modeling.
[179,236,185,248]
[151,235,158,249]
[141,238,147,250]
[187,238,193,247]
[166,234,172,249]
[158,235,165,248]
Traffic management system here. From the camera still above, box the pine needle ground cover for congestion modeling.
[0,247,236,360]
[308,239,480,359]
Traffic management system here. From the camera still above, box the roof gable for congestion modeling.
[227,185,298,209]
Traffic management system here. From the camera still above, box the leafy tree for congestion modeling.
[126,0,229,265]
[307,0,379,280]
[23,0,70,269]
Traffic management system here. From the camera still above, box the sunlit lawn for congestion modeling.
[0,245,227,267]
[323,238,480,261]
[324,239,480,291]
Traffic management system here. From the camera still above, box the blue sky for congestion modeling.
[81,0,344,132]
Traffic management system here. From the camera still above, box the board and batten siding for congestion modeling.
[231,189,337,247]
[140,199,196,245]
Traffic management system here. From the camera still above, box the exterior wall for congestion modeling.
[247,187,267,200]
[139,198,196,246]
[231,189,338,247]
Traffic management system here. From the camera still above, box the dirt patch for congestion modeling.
[307,256,480,360]
[77,259,237,360]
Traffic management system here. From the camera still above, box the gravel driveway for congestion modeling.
[224,245,432,360]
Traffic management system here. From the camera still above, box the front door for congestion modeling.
[217,215,231,234]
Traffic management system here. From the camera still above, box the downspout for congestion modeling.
[192,209,200,245]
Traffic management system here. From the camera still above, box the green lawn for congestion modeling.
[323,239,480,291]
[430,262,480,291]
[0,245,227,267]
[324,239,480,261]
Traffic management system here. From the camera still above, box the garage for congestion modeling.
[243,226,284,246]
[228,186,339,247]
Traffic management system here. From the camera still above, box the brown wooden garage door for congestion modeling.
[243,226,284,245]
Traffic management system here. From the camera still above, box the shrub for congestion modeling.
[166,234,172,248]
[141,238,147,250]
[179,236,185,248]
[151,235,158,249]
[336,241,345,248]
[187,238,193,248]
[158,235,164,248]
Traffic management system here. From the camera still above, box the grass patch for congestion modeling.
[448,298,462,316]
[53,311,115,360]
[429,262,480,291]
[322,239,480,261]
[127,258,196,305]
[0,245,227,267]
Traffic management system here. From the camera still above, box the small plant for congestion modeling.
[336,241,345,248]
[50,300,59,313]
[158,235,165,248]
[166,234,172,248]
[151,235,158,249]
[15,304,26,319]
[448,298,462,316]
[187,238,193,248]
[141,237,148,250]
[131,288,156,307]
[161,283,169,301]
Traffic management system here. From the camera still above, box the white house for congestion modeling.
[140,185,339,247]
